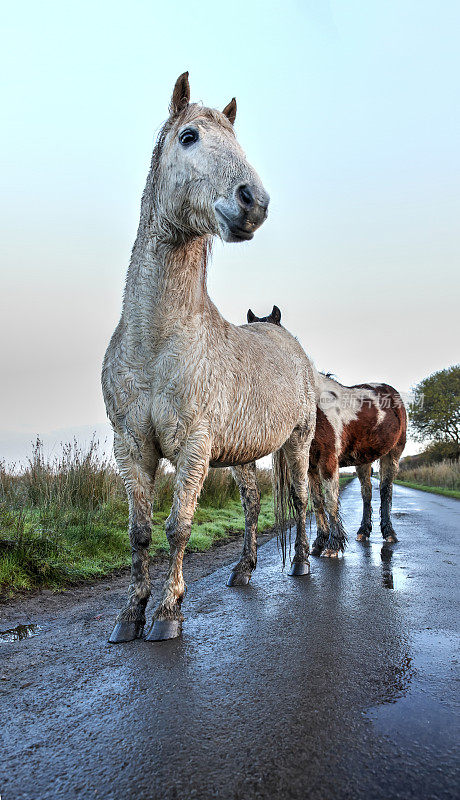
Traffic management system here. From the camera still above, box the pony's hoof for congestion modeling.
[288,560,310,576]
[145,619,182,641]
[227,570,250,587]
[311,545,322,557]
[383,532,398,544]
[322,548,340,558]
[108,620,144,643]
[356,531,371,542]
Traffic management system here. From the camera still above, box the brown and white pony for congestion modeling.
[227,307,406,584]
[310,373,407,556]
[102,75,317,642]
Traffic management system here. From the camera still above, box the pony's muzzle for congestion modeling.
[214,184,269,243]
[236,184,256,210]
[235,182,270,227]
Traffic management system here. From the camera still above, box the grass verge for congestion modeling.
[338,474,355,489]
[394,481,460,499]
[0,438,354,597]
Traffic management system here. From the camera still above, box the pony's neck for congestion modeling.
[122,207,211,344]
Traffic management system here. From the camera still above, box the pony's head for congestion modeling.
[247,305,282,325]
[152,72,269,243]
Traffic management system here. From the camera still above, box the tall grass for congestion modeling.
[398,459,460,492]
[1,437,352,595]
[0,438,125,591]
[1,437,273,515]
[0,438,274,595]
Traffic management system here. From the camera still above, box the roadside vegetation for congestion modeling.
[395,364,460,499]
[0,438,353,597]
[396,460,460,499]
[408,365,459,460]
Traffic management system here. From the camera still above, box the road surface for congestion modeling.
[1,479,459,800]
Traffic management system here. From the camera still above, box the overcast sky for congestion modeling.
[1,0,459,463]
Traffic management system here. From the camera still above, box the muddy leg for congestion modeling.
[380,449,401,543]
[310,468,330,557]
[227,463,261,586]
[321,464,347,557]
[282,438,311,576]
[356,463,373,541]
[145,432,210,641]
[109,437,159,643]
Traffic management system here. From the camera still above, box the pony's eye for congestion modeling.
[179,128,199,147]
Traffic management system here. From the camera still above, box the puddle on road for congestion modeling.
[355,540,409,590]
[380,545,408,590]
[369,687,458,751]
[368,629,460,749]
[0,624,42,643]
[381,564,408,590]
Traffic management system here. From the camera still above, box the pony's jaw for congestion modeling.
[214,203,255,242]
[214,185,269,243]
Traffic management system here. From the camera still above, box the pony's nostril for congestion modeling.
[237,185,254,208]
[260,193,270,212]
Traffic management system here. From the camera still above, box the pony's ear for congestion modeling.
[272,305,281,324]
[170,72,190,116]
[222,98,237,125]
[247,309,256,323]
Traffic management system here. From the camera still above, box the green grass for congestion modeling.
[0,438,275,596]
[338,473,355,489]
[0,493,277,596]
[0,438,354,597]
[394,480,460,499]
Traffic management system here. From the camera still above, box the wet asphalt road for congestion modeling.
[1,479,459,800]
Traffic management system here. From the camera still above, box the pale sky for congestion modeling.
[1,1,459,462]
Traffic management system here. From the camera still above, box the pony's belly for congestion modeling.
[209,429,291,467]
[209,457,259,468]
[209,446,275,468]
[339,445,392,468]
[208,385,313,465]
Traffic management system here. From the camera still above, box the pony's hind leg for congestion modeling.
[145,430,211,641]
[380,448,402,543]
[310,468,331,556]
[282,437,311,576]
[356,463,373,541]
[227,463,261,586]
[109,436,159,643]
[321,463,347,557]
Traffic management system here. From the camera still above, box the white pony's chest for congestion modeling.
[147,342,211,458]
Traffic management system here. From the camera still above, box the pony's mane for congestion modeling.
[174,103,234,131]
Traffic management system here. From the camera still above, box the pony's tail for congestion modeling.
[272,448,296,568]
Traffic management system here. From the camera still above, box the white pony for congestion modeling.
[102,74,317,642]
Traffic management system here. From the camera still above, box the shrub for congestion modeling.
[397,459,460,491]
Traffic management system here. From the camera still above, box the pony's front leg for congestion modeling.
[310,468,331,556]
[227,463,260,586]
[109,438,158,643]
[356,463,373,540]
[379,449,401,543]
[145,434,210,641]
